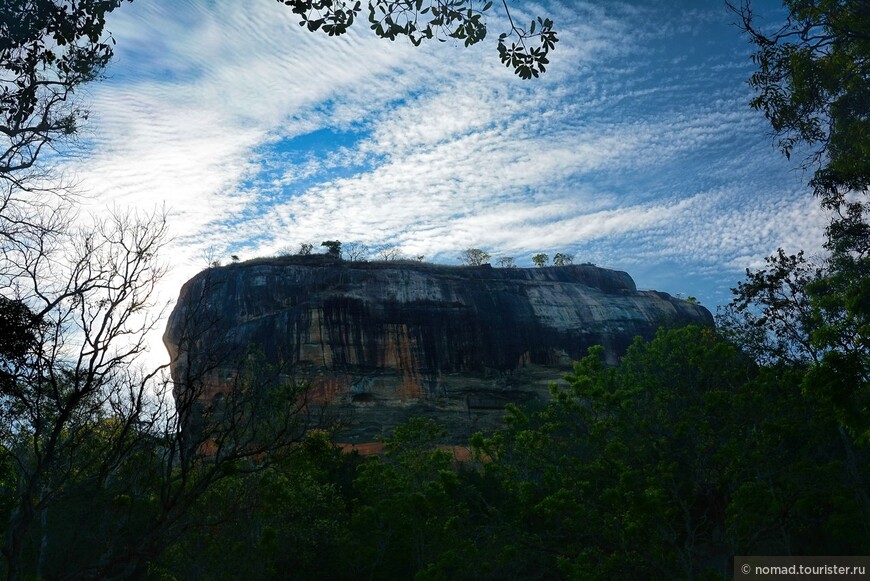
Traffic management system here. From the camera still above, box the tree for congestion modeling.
[0,0,561,576]
[342,241,368,261]
[0,208,169,579]
[459,248,490,266]
[728,0,870,444]
[0,297,41,391]
[277,0,558,80]
[552,252,573,266]
[719,249,822,366]
[343,419,479,579]
[0,205,316,578]
[495,256,516,268]
[297,242,314,255]
[321,239,342,257]
[473,327,870,577]
[0,0,131,186]
[376,245,403,261]
[729,0,869,208]
[0,0,133,380]
[730,0,869,317]
[531,252,548,267]
[152,430,352,580]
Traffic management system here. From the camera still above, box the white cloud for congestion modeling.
[47,0,831,368]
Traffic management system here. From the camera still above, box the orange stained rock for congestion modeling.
[337,442,474,461]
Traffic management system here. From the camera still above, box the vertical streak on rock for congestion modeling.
[164,261,715,443]
[397,324,423,401]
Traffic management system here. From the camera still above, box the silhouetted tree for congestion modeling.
[459,248,490,266]
[553,252,573,266]
[728,0,870,447]
[343,241,368,261]
[473,327,870,578]
[0,0,131,186]
[729,0,869,207]
[376,246,403,261]
[276,0,558,79]
[321,240,342,257]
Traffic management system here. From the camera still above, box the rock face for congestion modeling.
[163,256,713,444]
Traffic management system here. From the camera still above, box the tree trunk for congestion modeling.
[838,426,870,522]
[4,499,35,581]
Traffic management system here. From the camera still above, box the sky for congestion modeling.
[59,0,828,363]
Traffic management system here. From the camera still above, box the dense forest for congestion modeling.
[2,0,869,579]
[153,325,870,579]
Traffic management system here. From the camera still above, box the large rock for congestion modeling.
[163,256,712,444]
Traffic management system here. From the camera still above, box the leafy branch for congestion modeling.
[277,0,557,78]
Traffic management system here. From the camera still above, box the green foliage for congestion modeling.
[721,217,870,443]
[4,3,867,575]
[0,325,311,578]
[346,419,478,579]
[552,252,573,266]
[495,256,516,268]
[459,247,490,266]
[729,0,870,445]
[132,328,868,577]
[153,431,352,580]
[155,418,487,580]
[0,297,42,396]
[731,0,870,205]
[278,0,558,79]
[474,326,870,577]
[320,239,342,257]
[531,252,548,267]
[720,249,822,365]
[0,0,132,180]
[9,327,864,579]
[497,16,557,79]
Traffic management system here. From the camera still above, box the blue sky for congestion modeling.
[65,0,826,340]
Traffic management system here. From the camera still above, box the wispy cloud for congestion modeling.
[53,0,828,365]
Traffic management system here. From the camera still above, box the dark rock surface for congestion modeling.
[163,256,713,443]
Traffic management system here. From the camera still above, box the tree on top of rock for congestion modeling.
[321,240,342,257]
[553,252,573,266]
[460,248,490,266]
[532,253,548,267]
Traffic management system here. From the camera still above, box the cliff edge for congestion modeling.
[163,258,713,443]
